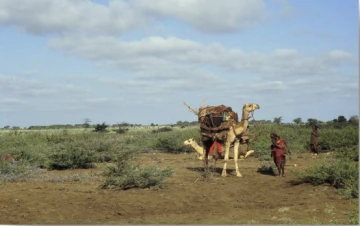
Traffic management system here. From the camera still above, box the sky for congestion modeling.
[0,0,358,128]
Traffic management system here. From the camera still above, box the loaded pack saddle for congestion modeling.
[198,105,239,142]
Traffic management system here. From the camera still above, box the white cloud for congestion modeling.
[327,50,352,60]
[48,35,355,77]
[273,49,299,58]
[84,98,112,104]
[0,98,25,105]
[131,0,269,33]
[0,0,293,35]
[0,0,144,35]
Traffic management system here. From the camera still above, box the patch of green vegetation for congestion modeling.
[100,149,173,190]
[294,160,358,198]
[47,144,94,170]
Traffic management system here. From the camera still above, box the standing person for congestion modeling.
[310,125,320,156]
[270,132,287,177]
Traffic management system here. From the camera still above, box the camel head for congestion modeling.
[184,138,195,146]
[243,103,260,113]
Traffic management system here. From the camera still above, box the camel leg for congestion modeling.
[221,142,231,177]
[233,139,242,177]
[244,150,254,158]
[203,147,210,175]
[204,156,209,175]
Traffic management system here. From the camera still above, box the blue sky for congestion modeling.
[0,0,358,127]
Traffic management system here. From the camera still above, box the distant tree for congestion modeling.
[337,115,347,123]
[118,122,130,127]
[94,122,108,132]
[273,116,282,124]
[83,118,92,128]
[115,122,129,134]
[307,118,319,127]
[348,115,359,125]
[293,117,303,124]
[3,125,10,129]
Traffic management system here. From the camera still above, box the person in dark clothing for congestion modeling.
[310,125,319,155]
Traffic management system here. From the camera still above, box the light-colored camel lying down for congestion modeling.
[183,138,254,160]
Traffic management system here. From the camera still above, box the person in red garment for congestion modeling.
[270,132,288,177]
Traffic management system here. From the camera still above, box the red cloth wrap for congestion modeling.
[271,139,286,164]
[209,141,222,155]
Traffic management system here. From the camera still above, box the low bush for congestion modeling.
[151,127,200,153]
[152,127,173,133]
[47,145,94,170]
[335,145,359,162]
[0,160,41,182]
[115,128,129,134]
[153,133,185,153]
[94,123,108,132]
[100,149,173,190]
[294,160,358,198]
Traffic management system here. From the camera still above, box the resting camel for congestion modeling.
[184,138,206,160]
[183,138,254,160]
[202,103,260,177]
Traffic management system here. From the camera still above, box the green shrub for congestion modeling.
[294,160,358,198]
[151,127,200,153]
[17,148,49,168]
[115,128,129,134]
[335,146,359,162]
[47,145,94,170]
[347,210,359,225]
[0,160,41,182]
[153,133,185,153]
[94,122,108,132]
[100,149,173,190]
[152,127,173,133]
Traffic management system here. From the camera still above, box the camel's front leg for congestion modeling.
[233,139,242,177]
[221,142,231,177]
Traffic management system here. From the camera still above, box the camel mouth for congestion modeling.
[253,104,260,110]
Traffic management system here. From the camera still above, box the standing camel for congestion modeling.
[202,103,260,177]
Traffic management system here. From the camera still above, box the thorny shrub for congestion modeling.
[294,160,358,198]
[100,149,173,190]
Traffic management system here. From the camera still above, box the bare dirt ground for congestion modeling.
[0,152,358,224]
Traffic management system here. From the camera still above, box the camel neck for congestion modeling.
[241,111,250,121]
[194,142,202,149]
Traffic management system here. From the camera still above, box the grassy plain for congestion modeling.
[0,123,358,224]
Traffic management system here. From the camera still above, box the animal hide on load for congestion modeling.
[198,105,238,141]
